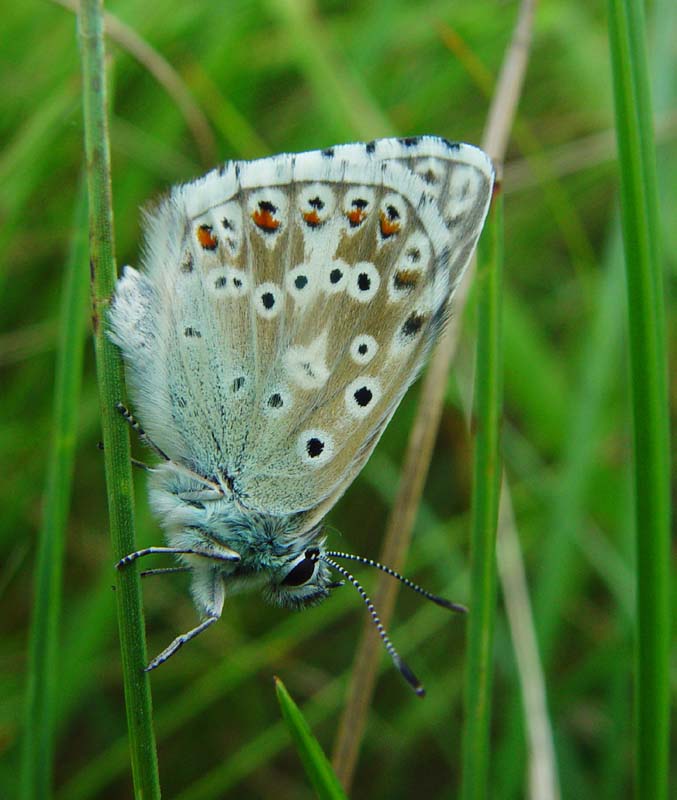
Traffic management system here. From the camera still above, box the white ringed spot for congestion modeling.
[297,183,337,228]
[248,188,288,240]
[348,261,380,303]
[411,158,446,198]
[286,263,316,304]
[402,231,432,268]
[322,258,349,293]
[378,193,408,241]
[342,186,375,232]
[284,334,330,390]
[254,282,283,319]
[445,165,482,218]
[298,429,335,467]
[344,377,381,418]
[263,387,292,416]
[350,334,378,365]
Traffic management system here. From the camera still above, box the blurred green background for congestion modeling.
[1,0,674,798]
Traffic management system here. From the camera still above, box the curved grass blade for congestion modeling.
[274,677,347,800]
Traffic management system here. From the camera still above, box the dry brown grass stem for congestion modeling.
[55,0,217,166]
[331,0,537,789]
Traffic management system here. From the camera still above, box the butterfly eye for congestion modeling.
[281,554,317,587]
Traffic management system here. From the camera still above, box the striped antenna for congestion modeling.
[321,555,426,697]
[324,550,467,614]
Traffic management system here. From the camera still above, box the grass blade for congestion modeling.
[77,0,161,795]
[460,188,504,800]
[19,183,89,799]
[274,677,347,800]
[607,1,671,799]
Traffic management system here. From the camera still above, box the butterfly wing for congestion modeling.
[109,137,493,522]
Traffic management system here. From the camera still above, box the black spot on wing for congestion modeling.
[306,437,324,458]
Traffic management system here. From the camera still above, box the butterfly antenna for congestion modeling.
[325,550,467,614]
[321,555,426,697]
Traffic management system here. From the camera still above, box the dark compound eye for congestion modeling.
[281,556,316,587]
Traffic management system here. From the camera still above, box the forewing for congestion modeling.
[109,137,493,517]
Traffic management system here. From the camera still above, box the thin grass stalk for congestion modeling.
[331,0,535,788]
[460,189,503,800]
[77,1,161,795]
[19,184,89,799]
[54,0,217,166]
[607,1,671,798]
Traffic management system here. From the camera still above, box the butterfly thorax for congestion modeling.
[147,462,333,608]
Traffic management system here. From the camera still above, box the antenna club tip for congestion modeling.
[431,595,468,614]
[395,656,426,698]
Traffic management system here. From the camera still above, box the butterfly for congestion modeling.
[108,136,494,695]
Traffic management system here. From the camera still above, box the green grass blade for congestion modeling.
[460,188,504,800]
[607,1,671,799]
[274,677,348,800]
[19,183,89,799]
[77,1,161,795]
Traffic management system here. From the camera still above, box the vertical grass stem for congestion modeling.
[460,189,504,800]
[607,1,671,798]
[77,1,161,794]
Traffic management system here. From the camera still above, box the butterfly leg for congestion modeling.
[140,566,192,578]
[146,567,225,671]
[116,545,240,569]
[115,402,171,461]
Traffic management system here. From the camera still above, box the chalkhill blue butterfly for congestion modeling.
[109,136,494,695]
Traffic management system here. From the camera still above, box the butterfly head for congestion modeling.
[265,543,340,610]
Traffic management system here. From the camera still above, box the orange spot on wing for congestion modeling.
[252,208,281,231]
[197,224,218,250]
[347,208,366,227]
[379,212,401,238]
[303,209,321,227]
[394,269,419,288]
